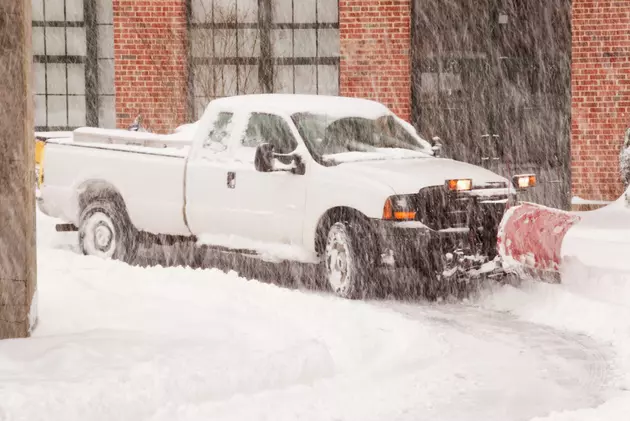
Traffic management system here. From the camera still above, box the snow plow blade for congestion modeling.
[496,202,581,281]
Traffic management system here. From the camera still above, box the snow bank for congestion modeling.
[529,395,630,421]
[2,212,623,421]
[0,212,444,421]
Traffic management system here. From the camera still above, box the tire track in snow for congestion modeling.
[386,301,615,411]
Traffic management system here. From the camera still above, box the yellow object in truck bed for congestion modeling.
[35,131,71,186]
[35,138,45,166]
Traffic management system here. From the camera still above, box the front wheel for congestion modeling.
[324,221,376,299]
[78,200,139,263]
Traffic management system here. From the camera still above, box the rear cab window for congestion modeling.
[202,112,234,154]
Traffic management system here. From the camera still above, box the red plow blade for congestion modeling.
[497,203,581,279]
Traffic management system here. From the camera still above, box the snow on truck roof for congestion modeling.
[209,94,393,119]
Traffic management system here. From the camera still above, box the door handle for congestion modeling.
[227,172,236,189]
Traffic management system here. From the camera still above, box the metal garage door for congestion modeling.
[412,0,572,209]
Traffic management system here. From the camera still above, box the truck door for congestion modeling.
[185,111,237,236]
[224,112,308,246]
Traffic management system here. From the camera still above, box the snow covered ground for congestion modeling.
[0,212,629,420]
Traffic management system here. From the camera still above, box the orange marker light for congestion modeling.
[393,211,417,220]
[383,198,394,220]
[446,179,473,192]
[383,198,416,220]
[513,174,537,189]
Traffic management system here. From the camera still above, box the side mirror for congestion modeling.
[431,136,443,157]
[254,142,306,175]
[290,154,306,175]
[255,143,275,172]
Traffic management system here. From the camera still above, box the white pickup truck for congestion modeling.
[37,94,532,298]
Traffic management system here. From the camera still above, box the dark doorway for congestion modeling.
[411,0,571,209]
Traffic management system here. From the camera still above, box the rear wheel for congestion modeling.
[324,221,376,299]
[79,200,139,263]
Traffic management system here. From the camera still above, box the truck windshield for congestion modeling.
[291,112,432,163]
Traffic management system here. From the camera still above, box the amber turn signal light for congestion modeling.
[513,174,536,189]
[446,179,473,192]
[382,198,416,221]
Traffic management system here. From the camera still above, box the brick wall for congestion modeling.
[572,0,630,201]
[113,0,188,133]
[339,0,411,120]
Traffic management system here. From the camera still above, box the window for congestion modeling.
[96,0,115,128]
[242,113,298,155]
[203,112,234,152]
[33,0,115,130]
[190,0,340,118]
[270,0,339,95]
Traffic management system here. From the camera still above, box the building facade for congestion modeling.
[32,0,629,206]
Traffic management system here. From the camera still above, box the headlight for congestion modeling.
[383,195,416,221]
[445,178,472,192]
[512,174,536,189]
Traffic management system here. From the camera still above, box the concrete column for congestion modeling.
[0,0,37,339]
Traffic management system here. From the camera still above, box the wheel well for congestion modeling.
[77,181,127,218]
[314,207,371,255]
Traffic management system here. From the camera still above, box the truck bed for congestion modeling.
[39,130,191,237]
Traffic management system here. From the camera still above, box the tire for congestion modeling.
[78,199,139,264]
[324,221,376,299]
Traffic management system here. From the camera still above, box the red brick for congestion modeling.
[572,0,630,201]
[113,0,188,133]
[339,0,411,121]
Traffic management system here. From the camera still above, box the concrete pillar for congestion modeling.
[0,0,38,339]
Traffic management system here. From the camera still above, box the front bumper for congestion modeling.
[370,200,510,278]
[372,220,475,267]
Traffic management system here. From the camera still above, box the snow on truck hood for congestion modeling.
[334,156,509,194]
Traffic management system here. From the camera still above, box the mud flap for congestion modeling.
[496,202,581,279]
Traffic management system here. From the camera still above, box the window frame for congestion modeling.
[187,0,340,119]
[33,0,100,131]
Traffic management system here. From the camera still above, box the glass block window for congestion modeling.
[190,0,340,118]
[33,0,114,130]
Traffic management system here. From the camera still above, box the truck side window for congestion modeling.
[242,113,298,155]
[203,112,233,151]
